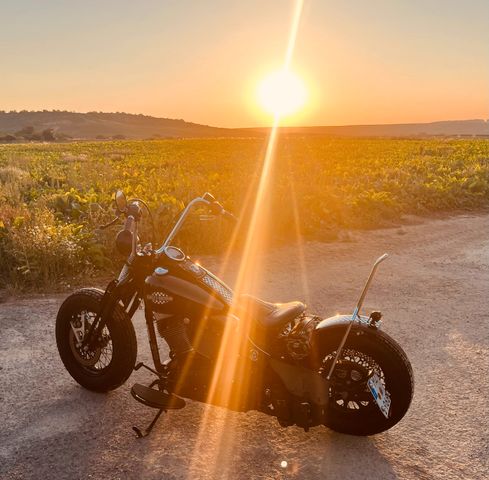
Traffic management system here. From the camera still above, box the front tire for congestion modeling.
[317,326,414,436]
[56,288,137,392]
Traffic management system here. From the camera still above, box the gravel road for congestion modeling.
[1,213,488,480]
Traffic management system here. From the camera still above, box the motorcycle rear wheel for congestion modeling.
[56,288,137,392]
[318,327,414,436]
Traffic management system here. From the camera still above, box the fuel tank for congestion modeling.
[144,267,227,317]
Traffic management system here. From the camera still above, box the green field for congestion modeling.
[1,137,488,289]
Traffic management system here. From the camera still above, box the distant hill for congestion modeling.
[0,111,487,141]
[246,119,489,137]
[0,111,233,140]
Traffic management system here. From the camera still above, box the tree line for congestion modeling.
[0,126,70,143]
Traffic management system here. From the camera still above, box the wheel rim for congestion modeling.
[320,348,387,413]
[68,310,113,372]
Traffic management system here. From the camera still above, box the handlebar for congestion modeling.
[155,196,210,254]
[209,198,237,222]
[105,191,235,257]
[155,193,236,255]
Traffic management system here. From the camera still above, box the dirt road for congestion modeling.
[1,213,488,480]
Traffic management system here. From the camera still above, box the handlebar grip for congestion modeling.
[209,199,237,221]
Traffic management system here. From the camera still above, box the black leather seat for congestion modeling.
[238,294,306,332]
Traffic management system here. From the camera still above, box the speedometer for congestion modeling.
[164,246,185,262]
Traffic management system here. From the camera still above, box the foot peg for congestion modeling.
[131,383,186,410]
[131,383,186,438]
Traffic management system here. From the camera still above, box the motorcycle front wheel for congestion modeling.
[317,327,414,436]
[56,287,137,392]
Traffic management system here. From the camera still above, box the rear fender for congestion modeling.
[316,314,373,330]
[310,314,380,367]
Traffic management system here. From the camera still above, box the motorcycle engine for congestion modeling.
[154,314,194,357]
[154,312,235,361]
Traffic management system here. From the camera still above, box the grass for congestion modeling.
[0,136,488,290]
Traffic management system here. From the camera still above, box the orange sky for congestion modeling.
[1,1,488,127]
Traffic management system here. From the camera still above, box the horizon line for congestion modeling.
[1,109,488,130]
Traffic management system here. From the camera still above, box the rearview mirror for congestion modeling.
[114,190,127,212]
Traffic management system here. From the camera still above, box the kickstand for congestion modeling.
[133,409,165,439]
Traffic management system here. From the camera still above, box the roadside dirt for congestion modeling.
[1,213,488,480]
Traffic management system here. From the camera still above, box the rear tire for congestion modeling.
[56,288,137,392]
[317,326,414,436]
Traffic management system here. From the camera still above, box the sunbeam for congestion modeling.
[287,141,311,306]
[187,1,306,477]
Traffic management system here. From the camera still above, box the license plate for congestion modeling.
[367,373,391,419]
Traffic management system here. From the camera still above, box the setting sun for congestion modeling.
[257,69,307,117]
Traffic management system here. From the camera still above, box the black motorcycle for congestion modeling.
[56,191,413,438]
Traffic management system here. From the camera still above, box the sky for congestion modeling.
[0,0,488,127]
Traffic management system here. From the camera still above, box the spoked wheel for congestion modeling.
[56,288,137,392]
[318,327,414,436]
[321,349,385,412]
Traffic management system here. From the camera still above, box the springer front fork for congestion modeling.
[79,279,119,351]
[80,276,141,351]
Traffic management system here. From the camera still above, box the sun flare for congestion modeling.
[258,69,307,117]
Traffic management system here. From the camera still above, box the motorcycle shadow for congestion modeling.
[4,382,399,480]
[140,402,401,480]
